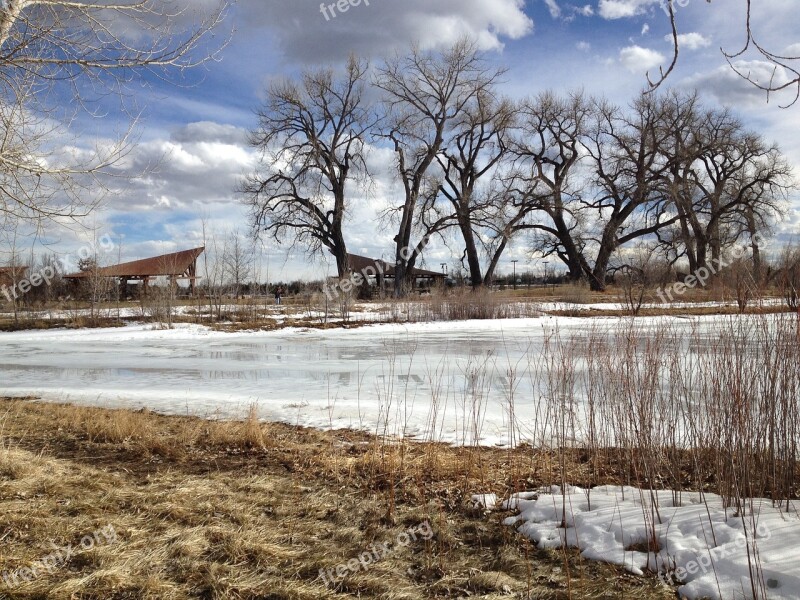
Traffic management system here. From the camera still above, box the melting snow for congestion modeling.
[497,485,800,599]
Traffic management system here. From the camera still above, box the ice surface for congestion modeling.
[0,315,738,445]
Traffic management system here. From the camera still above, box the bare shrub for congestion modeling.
[378,289,539,323]
[779,245,800,311]
[140,284,175,328]
[724,256,759,313]
[559,282,591,305]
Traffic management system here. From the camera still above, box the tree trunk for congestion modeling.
[458,215,484,288]
[393,196,416,297]
[484,237,508,287]
[550,211,591,283]
[590,227,619,292]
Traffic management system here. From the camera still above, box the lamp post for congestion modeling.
[511,260,518,290]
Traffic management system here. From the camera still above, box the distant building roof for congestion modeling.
[0,265,28,287]
[347,253,445,278]
[0,266,28,275]
[64,248,204,280]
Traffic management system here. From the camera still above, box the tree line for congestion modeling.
[241,39,795,294]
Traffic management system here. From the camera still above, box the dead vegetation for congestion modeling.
[0,398,675,599]
[1,279,795,334]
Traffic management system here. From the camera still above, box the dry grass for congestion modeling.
[2,282,792,334]
[545,303,791,318]
[0,397,675,600]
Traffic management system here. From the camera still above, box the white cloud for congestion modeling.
[103,122,257,215]
[641,23,650,35]
[783,43,800,56]
[543,0,561,18]
[242,0,534,62]
[576,41,591,51]
[670,32,712,50]
[598,0,660,20]
[619,45,664,72]
[576,4,594,16]
[683,60,794,109]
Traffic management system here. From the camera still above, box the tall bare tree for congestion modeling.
[375,38,504,296]
[224,230,254,299]
[242,56,372,278]
[582,93,687,291]
[477,89,794,292]
[435,90,514,287]
[505,91,594,283]
[654,94,792,275]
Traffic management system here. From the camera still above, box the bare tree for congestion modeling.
[223,230,254,300]
[505,91,594,284]
[79,253,113,322]
[0,226,25,323]
[778,244,800,311]
[242,56,372,278]
[200,218,226,323]
[435,90,514,288]
[656,96,792,275]
[375,38,504,296]
[582,93,693,291]
[612,243,666,316]
[484,89,793,292]
[0,0,230,224]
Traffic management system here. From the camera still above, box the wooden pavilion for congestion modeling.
[346,253,446,290]
[64,247,204,295]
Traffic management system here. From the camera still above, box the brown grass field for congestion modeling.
[0,397,677,600]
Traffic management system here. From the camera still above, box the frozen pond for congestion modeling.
[0,317,719,445]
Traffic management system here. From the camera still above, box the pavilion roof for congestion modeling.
[64,247,204,279]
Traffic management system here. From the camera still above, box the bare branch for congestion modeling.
[0,0,231,225]
[721,0,800,107]
[646,0,679,93]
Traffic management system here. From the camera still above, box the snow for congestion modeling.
[471,493,498,511]
[4,312,799,596]
[0,303,387,324]
[0,315,738,446]
[497,485,800,599]
[0,318,550,444]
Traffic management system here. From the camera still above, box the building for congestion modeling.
[0,265,28,290]
[64,248,204,295]
[346,253,447,290]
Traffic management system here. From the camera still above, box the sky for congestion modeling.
[6,0,800,281]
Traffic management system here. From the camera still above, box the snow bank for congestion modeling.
[499,485,800,599]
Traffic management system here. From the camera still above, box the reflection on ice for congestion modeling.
[1,315,791,446]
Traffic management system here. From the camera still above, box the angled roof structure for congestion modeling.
[0,265,28,288]
[347,253,445,279]
[64,248,204,280]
